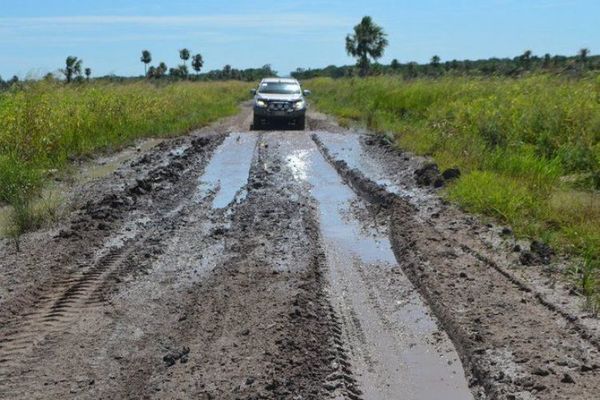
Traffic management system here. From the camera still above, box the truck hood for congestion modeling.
[256,93,302,102]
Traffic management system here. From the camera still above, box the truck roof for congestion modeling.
[260,77,299,84]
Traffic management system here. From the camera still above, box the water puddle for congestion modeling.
[195,133,257,209]
[279,133,472,400]
[314,131,433,205]
[306,151,395,265]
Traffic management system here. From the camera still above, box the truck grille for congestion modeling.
[268,101,292,111]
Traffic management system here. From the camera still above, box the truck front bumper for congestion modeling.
[253,107,306,120]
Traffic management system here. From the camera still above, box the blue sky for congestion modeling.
[1,0,598,78]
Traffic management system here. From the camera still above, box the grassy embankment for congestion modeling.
[308,75,600,310]
[0,80,250,236]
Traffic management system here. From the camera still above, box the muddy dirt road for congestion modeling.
[1,106,599,399]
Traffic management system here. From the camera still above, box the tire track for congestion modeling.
[0,250,133,394]
[0,215,171,383]
[320,296,365,399]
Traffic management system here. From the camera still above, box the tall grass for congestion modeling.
[0,80,249,235]
[308,75,600,303]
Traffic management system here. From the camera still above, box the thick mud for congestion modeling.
[0,105,599,399]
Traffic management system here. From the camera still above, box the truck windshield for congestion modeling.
[258,82,301,94]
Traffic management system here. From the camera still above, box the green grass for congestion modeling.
[308,75,600,306]
[0,80,250,236]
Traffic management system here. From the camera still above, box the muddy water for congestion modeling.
[314,131,433,206]
[275,132,472,400]
[195,133,257,208]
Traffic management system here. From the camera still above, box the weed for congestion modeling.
[568,250,600,314]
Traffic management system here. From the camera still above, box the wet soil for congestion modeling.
[0,105,598,399]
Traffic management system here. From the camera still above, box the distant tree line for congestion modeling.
[140,48,277,82]
[292,16,598,80]
[51,63,277,85]
[2,16,596,88]
[0,75,20,90]
[0,49,278,90]
[2,55,93,89]
[292,50,598,80]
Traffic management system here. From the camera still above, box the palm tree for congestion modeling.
[520,50,533,70]
[345,16,388,77]
[84,68,91,81]
[578,48,590,66]
[543,53,552,69]
[140,50,152,75]
[223,64,232,79]
[157,62,168,78]
[179,48,190,66]
[181,64,189,76]
[191,54,204,76]
[179,49,190,79]
[62,56,83,83]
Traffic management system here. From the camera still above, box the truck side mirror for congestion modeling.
[303,89,311,96]
[250,89,257,95]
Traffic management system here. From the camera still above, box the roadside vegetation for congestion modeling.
[0,79,250,238]
[308,74,600,309]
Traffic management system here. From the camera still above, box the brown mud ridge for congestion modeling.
[0,105,598,399]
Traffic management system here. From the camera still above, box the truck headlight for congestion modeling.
[294,100,305,110]
[256,99,267,108]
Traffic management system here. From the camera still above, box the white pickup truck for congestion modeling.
[251,78,311,130]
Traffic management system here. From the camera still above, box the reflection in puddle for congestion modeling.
[286,149,310,181]
[169,145,189,158]
[314,132,433,205]
[195,133,257,209]
[306,149,395,265]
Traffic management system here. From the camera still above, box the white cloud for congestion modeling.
[0,14,351,29]
[0,13,351,46]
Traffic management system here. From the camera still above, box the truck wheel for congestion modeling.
[296,117,306,131]
[253,115,262,130]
